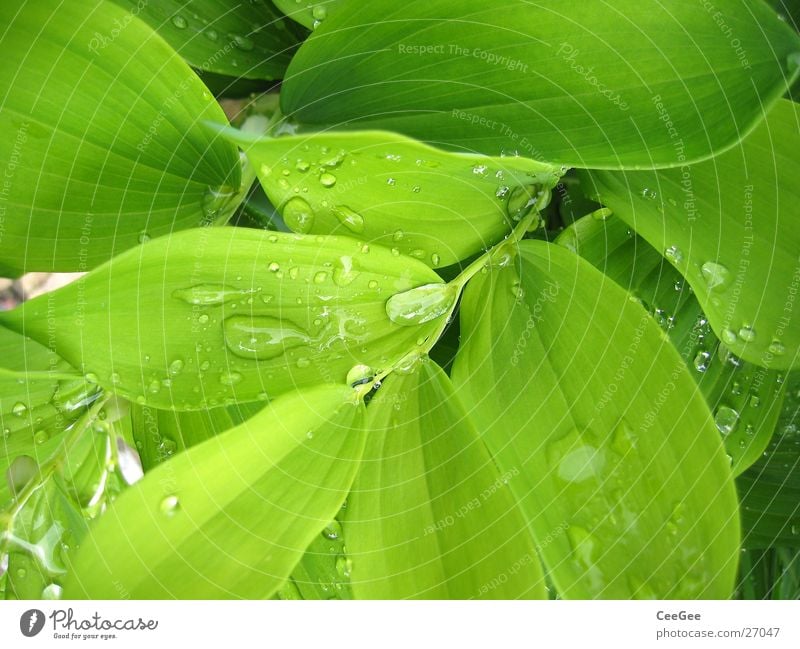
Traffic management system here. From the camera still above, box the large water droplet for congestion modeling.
[385,283,456,326]
[172,284,256,306]
[332,206,365,234]
[319,172,337,188]
[224,315,311,360]
[701,261,731,291]
[283,197,315,234]
[714,405,739,435]
[738,325,756,342]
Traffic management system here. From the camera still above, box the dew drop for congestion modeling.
[641,188,657,200]
[721,329,738,345]
[232,34,254,51]
[137,231,151,244]
[693,350,711,372]
[172,284,255,306]
[346,364,374,387]
[283,196,315,234]
[430,253,441,267]
[171,15,188,29]
[738,325,756,342]
[768,339,786,356]
[224,315,311,360]
[319,172,337,188]
[332,205,365,234]
[168,359,184,376]
[41,583,63,600]
[12,401,27,417]
[314,271,328,284]
[385,283,457,326]
[714,405,739,435]
[220,371,243,386]
[701,261,731,291]
[322,521,342,540]
[664,245,684,265]
[160,495,180,516]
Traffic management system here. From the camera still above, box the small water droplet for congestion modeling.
[314,271,328,284]
[721,329,738,345]
[346,364,373,387]
[591,207,613,221]
[198,314,210,325]
[138,231,151,244]
[430,253,441,267]
[232,34,254,51]
[220,371,243,386]
[312,5,327,20]
[12,401,27,417]
[738,325,756,342]
[160,495,180,516]
[41,583,63,600]
[205,28,219,41]
[296,357,311,369]
[768,339,786,356]
[386,177,396,186]
[322,521,342,540]
[319,172,337,188]
[336,555,352,578]
[664,245,683,265]
[171,15,188,29]
[173,284,256,306]
[641,188,657,200]
[714,405,739,435]
[168,359,184,376]
[693,350,711,372]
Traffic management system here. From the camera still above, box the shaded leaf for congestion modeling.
[0,0,241,274]
[273,0,340,30]
[346,357,546,599]
[64,384,365,599]
[282,0,800,168]
[580,99,800,369]
[0,228,447,409]
[452,240,739,598]
[558,213,785,476]
[113,0,304,80]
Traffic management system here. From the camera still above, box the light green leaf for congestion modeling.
[273,0,340,30]
[113,0,304,80]
[0,0,241,274]
[64,384,365,599]
[737,373,800,549]
[558,213,786,476]
[452,240,740,598]
[281,0,800,168]
[346,357,546,599]
[216,126,559,267]
[0,228,447,409]
[580,99,800,369]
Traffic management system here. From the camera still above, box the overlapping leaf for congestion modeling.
[217,126,559,267]
[346,357,546,599]
[452,240,740,598]
[282,0,800,168]
[113,0,304,80]
[64,384,365,599]
[0,0,241,274]
[580,100,800,369]
[0,228,448,409]
[558,213,786,476]
[273,0,340,30]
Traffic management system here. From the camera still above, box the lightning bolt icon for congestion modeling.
[28,611,38,632]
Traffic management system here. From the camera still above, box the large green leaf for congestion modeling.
[452,240,740,598]
[346,357,546,599]
[580,99,800,370]
[217,126,559,267]
[0,228,448,410]
[281,0,800,168]
[0,0,241,274]
[558,213,786,476]
[737,373,800,549]
[64,384,365,599]
[113,0,304,80]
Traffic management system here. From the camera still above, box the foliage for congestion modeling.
[1,0,799,600]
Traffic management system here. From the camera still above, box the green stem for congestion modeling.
[355,208,540,399]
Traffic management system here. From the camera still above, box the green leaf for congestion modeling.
[112,0,304,80]
[346,357,546,599]
[452,240,740,598]
[580,99,800,369]
[281,0,800,169]
[737,373,800,549]
[217,126,560,267]
[0,228,447,409]
[558,213,786,476]
[0,0,241,274]
[64,384,365,599]
[273,0,340,30]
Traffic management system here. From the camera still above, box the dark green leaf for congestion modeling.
[273,0,340,30]
[558,213,785,476]
[282,0,800,168]
[580,99,800,369]
[0,0,241,274]
[452,240,740,598]
[113,0,304,80]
